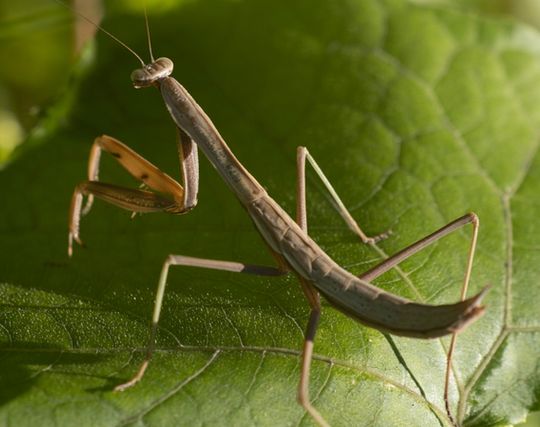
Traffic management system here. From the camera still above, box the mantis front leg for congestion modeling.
[68,129,198,256]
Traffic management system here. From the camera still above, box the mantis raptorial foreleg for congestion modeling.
[82,135,180,214]
[68,131,198,256]
[114,255,287,392]
[294,146,479,426]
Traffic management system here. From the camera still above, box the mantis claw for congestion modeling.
[68,232,85,257]
[81,195,94,216]
[114,360,149,392]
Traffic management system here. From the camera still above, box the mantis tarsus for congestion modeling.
[66,6,489,427]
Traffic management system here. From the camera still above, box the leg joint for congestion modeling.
[297,391,309,406]
[467,211,479,226]
[164,254,176,266]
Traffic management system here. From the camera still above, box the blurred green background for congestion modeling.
[0,0,183,163]
[0,0,539,425]
[4,0,540,166]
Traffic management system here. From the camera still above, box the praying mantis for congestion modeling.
[66,5,489,427]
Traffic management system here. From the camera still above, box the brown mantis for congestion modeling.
[65,5,489,427]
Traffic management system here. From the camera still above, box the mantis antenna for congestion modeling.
[52,0,146,67]
[143,5,156,63]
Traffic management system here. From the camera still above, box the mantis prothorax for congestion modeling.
[65,5,488,426]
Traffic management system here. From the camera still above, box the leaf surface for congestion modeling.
[1,1,539,426]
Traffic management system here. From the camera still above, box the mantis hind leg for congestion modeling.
[295,147,480,426]
[295,277,331,427]
[357,212,479,427]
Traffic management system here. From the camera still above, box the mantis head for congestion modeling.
[131,57,174,88]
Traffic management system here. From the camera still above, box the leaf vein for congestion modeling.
[116,349,221,426]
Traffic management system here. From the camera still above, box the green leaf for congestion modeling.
[1,0,539,425]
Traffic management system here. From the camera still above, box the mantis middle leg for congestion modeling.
[296,146,389,243]
[114,255,287,391]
